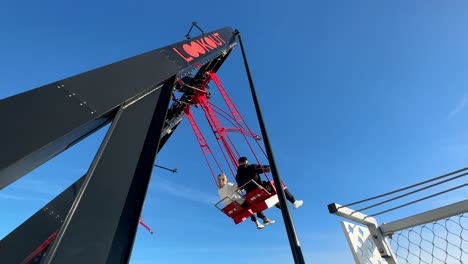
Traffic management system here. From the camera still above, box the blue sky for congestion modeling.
[1,1,468,263]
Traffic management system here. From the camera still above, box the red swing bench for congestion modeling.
[215,179,287,224]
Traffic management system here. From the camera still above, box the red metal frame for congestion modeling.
[139,218,154,235]
[21,231,58,264]
[208,71,243,122]
[184,72,280,224]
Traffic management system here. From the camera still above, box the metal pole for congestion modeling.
[154,164,178,173]
[235,30,305,264]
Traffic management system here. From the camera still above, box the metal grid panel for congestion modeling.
[389,213,468,264]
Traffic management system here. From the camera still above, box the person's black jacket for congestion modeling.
[235,164,271,193]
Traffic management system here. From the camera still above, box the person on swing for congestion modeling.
[217,173,275,229]
[235,157,303,209]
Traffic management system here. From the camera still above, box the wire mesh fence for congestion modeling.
[388,213,468,264]
[329,166,468,263]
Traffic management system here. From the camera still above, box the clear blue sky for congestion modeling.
[1,1,467,263]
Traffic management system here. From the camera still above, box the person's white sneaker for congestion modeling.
[263,218,276,226]
[293,200,303,209]
[255,221,265,229]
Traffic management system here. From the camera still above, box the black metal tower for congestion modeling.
[0,27,237,263]
[0,26,305,264]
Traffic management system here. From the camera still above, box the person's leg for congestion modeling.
[283,189,303,209]
[251,215,264,229]
[256,211,266,220]
[257,211,275,226]
[273,188,303,209]
[261,181,274,193]
[242,202,263,228]
[241,202,256,221]
[284,189,296,203]
[262,181,291,208]
[262,181,295,202]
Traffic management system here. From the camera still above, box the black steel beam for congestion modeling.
[42,77,174,263]
[0,176,84,263]
[0,27,237,190]
[0,100,181,263]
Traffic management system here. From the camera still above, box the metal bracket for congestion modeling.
[185,22,205,39]
[328,203,397,264]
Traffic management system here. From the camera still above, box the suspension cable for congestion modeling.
[213,131,236,177]
[199,98,238,167]
[342,167,468,208]
[210,103,243,128]
[354,172,468,212]
[210,104,262,139]
[184,106,222,185]
[366,183,468,218]
[208,71,270,180]
[227,136,241,159]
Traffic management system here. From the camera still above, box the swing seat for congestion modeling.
[245,185,279,216]
[215,180,281,224]
[230,189,279,224]
[244,186,271,206]
[215,198,256,224]
[222,201,244,217]
[231,208,255,224]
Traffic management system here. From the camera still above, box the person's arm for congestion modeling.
[217,188,224,199]
[254,164,271,173]
[227,182,237,192]
[228,182,245,204]
[219,185,238,206]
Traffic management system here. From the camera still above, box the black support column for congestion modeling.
[42,77,174,263]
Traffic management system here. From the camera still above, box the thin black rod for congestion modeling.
[193,22,205,34]
[185,24,195,39]
[235,29,305,264]
[367,183,468,217]
[153,164,178,173]
[342,166,468,208]
[355,172,468,212]
[185,22,205,40]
